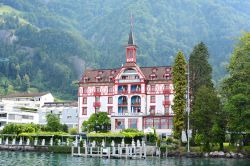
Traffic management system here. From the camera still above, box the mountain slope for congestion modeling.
[0,0,250,99]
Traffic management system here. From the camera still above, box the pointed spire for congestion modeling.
[128,13,135,45]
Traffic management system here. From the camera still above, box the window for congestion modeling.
[115,119,125,129]
[83,97,87,104]
[164,106,169,115]
[150,106,155,115]
[144,117,173,129]
[164,95,169,100]
[108,97,113,104]
[95,96,100,101]
[83,87,87,94]
[128,119,137,129]
[96,87,100,92]
[82,107,87,115]
[151,85,155,92]
[108,106,113,115]
[108,86,113,93]
[150,96,155,103]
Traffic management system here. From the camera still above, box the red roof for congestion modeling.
[79,65,172,83]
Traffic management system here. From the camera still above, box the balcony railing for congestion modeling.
[94,91,101,96]
[118,90,128,94]
[163,89,171,94]
[131,90,141,94]
[131,102,141,106]
[118,102,128,106]
[93,101,101,107]
[163,100,171,106]
[111,112,144,116]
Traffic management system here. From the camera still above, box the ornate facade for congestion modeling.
[78,26,174,136]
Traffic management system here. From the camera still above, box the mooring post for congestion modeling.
[78,146,80,156]
[90,147,93,157]
[125,145,128,159]
[139,146,142,159]
[85,146,87,157]
[108,147,111,159]
[144,146,147,158]
[71,146,74,156]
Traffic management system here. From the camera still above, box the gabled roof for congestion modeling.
[79,66,172,83]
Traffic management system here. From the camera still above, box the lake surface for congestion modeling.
[0,151,249,166]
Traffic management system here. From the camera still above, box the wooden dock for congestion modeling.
[71,145,148,159]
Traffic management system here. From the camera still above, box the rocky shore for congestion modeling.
[165,151,250,159]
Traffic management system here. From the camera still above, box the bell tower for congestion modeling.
[126,15,137,63]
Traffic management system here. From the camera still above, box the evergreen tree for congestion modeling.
[189,42,214,142]
[191,86,221,151]
[222,32,250,146]
[22,74,30,91]
[172,51,187,140]
[189,42,213,102]
[15,74,22,86]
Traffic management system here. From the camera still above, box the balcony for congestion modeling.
[94,91,101,96]
[118,90,128,94]
[163,100,171,106]
[131,90,141,94]
[131,102,141,106]
[93,101,101,107]
[111,112,144,117]
[163,89,171,94]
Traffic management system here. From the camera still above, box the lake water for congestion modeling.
[0,151,249,166]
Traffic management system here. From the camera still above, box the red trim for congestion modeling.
[93,101,101,107]
[163,100,170,106]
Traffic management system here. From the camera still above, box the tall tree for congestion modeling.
[222,32,250,146]
[22,74,30,91]
[189,42,214,142]
[189,42,213,102]
[172,51,187,140]
[191,86,221,151]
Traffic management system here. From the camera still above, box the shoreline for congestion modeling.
[0,145,249,159]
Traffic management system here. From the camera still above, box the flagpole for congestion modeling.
[187,58,190,153]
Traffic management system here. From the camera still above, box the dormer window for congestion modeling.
[152,68,157,73]
[150,73,157,80]
[111,70,116,74]
[84,77,89,83]
[96,76,101,82]
[98,71,103,75]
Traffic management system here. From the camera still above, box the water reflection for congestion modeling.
[0,151,249,166]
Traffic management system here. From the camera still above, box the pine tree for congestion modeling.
[172,51,187,140]
[22,74,30,91]
[189,42,213,102]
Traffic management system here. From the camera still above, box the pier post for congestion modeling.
[144,146,147,158]
[71,146,74,156]
[85,146,87,157]
[100,147,103,158]
[125,145,128,159]
[139,147,142,159]
[78,146,80,155]
[108,147,110,159]
[90,147,93,157]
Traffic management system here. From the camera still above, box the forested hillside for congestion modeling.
[0,0,250,99]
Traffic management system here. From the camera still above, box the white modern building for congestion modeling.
[38,102,78,129]
[78,26,174,136]
[0,92,54,130]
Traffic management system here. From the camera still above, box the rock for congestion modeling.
[230,152,237,158]
[238,153,244,158]
[225,153,232,158]
[218,151,225,157]
[204,153,209,157]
